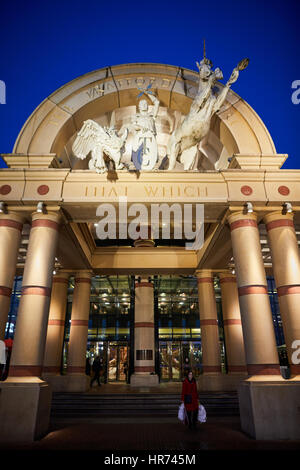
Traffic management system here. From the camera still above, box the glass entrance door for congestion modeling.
[159,341,202,381]
[107,342,128,382]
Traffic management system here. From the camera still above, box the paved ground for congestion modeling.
[1,417,300,452]
[0,383,299,460]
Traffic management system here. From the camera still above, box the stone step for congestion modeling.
[50,392,239,418]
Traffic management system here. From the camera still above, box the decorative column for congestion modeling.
[42,271,70,381]
[264,211,300,376]
[219,272,247,378]
[130,277,158,386]
[196,270,223,391]
[227,212,300,441]
[228,211,280,375]
[65,271,92,392]
[0,210,61,442]
[9,212,61,377]
[0,212,23,340]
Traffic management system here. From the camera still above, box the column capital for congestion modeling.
[74,270,93,284]
[263,211,294,230]
[52,272,70,284]
[219,272,236,283]
[31,211,62,231]
[227,211,258,229]
[0,211,25,231]
[195,269,214,281]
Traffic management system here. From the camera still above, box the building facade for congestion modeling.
[0,62,300,441]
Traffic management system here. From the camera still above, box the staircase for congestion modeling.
[50,392,239,422]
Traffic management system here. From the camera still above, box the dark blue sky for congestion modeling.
[1,0,299,168]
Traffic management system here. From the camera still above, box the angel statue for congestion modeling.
[167,45,249,171]
[72,120,128,173]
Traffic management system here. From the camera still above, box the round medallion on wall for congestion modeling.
[278,185,290,196]
[241,185,253,196]
[37,185,49,195]
[0,185,12,195]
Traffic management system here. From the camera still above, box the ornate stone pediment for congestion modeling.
[8,62,277,172]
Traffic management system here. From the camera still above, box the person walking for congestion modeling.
[90,356,102,387]
[85,357,91,376]
[181,369,199,430]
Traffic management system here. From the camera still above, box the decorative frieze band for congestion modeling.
[247,364,280,375]
[238,285,268,296]
[9,365,42,377]
[197,277,214,284]
[0,286,12,297]
[228,365,247,373]
[223,319,242,326]
[277,285,300,297]
[21,286,52,297]
[134,322,155,328]
[32,219,60,231]
[71,320,89,326]
[48,319,65,326]
[53,277,69,285]
[220,277,236,284]
[265,219,294,231]
[0,219,23,231]
[200,319,218,326]
[230,219,257,231]
[74,278,91,284]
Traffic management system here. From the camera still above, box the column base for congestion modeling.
[130,373,159,387]
[238,375,300,440]
[42,373,90,392]
[197,373,247,392]
[0,377,52,442]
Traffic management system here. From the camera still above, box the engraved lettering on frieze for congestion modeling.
[161,78,171,88]
[84,186,128,197]
[136,77,145,86]
[86,84,105,99]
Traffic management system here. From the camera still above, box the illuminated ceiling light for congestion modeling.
[53,270,57,275]
[0,202,8,214]
[283,202,293,214]
[244,202,253,213]
[36,201,46,213]
[231,269,235,274]
[94,223,98,227]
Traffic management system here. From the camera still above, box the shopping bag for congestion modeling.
[178,403,186,421]
[197,404,207,423]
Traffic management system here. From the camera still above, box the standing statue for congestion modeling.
[72,119,128,173]
[129,86,160,171]
[167,48,249,171]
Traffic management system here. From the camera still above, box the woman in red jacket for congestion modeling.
[181,370,199,429]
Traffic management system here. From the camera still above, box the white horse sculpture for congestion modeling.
[167,56,249,171]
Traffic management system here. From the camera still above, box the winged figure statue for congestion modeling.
[72,119,128,172]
